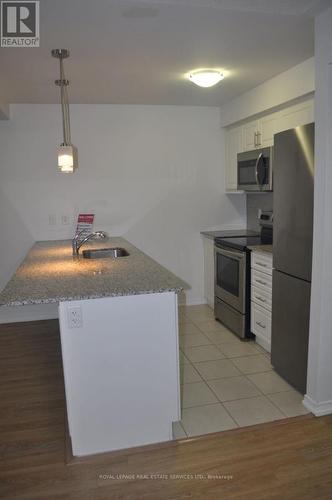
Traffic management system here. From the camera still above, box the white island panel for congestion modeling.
[59,291,180,457]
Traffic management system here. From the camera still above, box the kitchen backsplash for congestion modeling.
[247,193,273,231]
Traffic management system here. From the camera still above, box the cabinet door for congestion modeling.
[258,112,279,148]
[243,120,259,151]
[225,125,243,191]
[203,237,215,308]
[277,99,314,133]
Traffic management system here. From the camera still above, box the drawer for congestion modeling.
[251,268,272,292]
[251,302,272,341]
[251,285,272,311]
[251,251,273,275]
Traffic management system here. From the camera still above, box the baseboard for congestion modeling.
[0,303,59,324]
[303,395,332,416]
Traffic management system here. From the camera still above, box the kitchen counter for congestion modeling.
[0,237,187,306]
[201,229,259,240]
[247,244,273,254]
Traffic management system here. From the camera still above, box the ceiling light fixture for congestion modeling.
[189,69,224,88]
[52,49,78,173]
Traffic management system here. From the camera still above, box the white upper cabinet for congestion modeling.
[224,96,314,193]
[243,120,259,151]
[259,112,279,147]
[225,125,243,192]
[276,99,314,133]
[242,113,278,151]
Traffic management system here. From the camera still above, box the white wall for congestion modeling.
[0,104,246,319]
[304,7,332,416]
[220,57,315,127]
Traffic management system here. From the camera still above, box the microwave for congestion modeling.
[237,147,273,192]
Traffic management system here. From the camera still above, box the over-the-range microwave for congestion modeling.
[237,146,273,192]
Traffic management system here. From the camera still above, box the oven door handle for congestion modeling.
[214,246,244,261]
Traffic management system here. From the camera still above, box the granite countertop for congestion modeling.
[247,244,273,254]
[0,238,188,307]
[201,229,259,240]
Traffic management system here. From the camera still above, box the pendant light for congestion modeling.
[52,49,78,173]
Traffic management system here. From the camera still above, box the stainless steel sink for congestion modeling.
[82,247,129,259]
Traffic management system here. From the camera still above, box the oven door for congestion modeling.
[214,245,246,313]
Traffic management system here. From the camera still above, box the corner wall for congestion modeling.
[304,6,332,416]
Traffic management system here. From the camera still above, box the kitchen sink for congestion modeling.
[82,247,129,259]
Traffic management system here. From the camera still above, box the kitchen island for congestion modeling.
[0,238,187,456]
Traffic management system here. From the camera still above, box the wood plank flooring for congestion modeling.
[1,320,332,499]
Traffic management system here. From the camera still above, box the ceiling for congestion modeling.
[0,0,330,106]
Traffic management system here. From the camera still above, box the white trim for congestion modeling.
[303,395,332,416]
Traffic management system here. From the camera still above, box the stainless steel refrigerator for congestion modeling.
[271,122,314,395]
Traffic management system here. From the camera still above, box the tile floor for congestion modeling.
[172,304,310,439]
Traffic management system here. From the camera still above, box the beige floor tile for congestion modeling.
[218,342,261,358]
[192,319,226,331]
[179,323,202,336]
[185,304,214,315]
[248,371,294,394]
[181,381,218,408]
[181,404,237,437]
[179,350,190,365]
[172,421,187,439]
[180,364,202,384]
[185,307,215,322]
[208,376,261,402]
[204,329,241,345]
[194,359,242,380]
[183,345,225,363]
[254,343,270,354]
[179,333,211,349]
[224,396,285,426]
[231,355,273,374]
[267,390,310,417]
[179,315,193,325]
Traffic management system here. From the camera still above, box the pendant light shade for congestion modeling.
[52,49,78,173]
[58,144,78,173]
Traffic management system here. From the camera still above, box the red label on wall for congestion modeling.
[75,214,95,240]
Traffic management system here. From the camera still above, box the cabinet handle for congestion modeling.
[255,296,267,303]
[256,321,266,329]
[257,131,261,146]
[255,279,267,286]
[254,132,257,147]
[256,262,268,268]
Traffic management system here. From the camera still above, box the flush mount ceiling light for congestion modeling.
[52,48,78,173]
[188,69,224,88]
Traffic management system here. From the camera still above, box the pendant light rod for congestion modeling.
[52,48,71,145]
[52,48,78,173]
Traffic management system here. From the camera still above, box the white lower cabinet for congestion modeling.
[251,250,273,352]
[203,236,215,308]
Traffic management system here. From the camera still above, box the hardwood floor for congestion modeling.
[1,320,332,499]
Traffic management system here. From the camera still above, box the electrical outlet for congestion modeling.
[48,214,56,226]
[61,215,70,225]
[67,306,83,329]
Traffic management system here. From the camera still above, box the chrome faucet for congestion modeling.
[72,230,108,256]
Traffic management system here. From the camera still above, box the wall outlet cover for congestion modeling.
[67,305,83,329]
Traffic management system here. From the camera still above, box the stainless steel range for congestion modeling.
[214,214,273,339]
